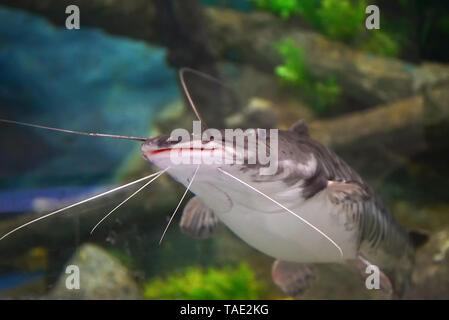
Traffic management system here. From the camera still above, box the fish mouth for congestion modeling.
[142,145,231,168]
[145,147,220,157]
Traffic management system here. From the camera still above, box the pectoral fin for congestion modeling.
[327,180,370,205]
[179,196,218,239]
[272,260,315,297]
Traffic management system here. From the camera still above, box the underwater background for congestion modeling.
[0,0,448,299]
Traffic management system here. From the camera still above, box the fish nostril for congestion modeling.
[166,135,182,145]
[155,135,171,147]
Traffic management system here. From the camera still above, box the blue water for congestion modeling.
[0,271,44,291]
[0,7,179,195]
[0,185,107,214]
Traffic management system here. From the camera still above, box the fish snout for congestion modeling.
[141,136,171,160]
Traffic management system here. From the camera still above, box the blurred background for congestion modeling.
[0,0,448,299]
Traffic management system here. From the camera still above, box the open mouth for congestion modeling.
[146,147,220,156]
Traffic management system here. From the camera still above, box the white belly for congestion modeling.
[200,188,359,263]
[169,165,359,264]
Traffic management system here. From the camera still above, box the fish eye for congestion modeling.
[167,136,182,144]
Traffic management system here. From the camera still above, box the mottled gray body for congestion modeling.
[142,121,415,296]
[276,125,415,294]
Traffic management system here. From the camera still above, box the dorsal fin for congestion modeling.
[289,120,309,137]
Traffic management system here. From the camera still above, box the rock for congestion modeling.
[225,97,279,129]
[404,229,449,299]
[47,243,141,299]
[308,95,426,149]
[6,2,449,109]
[205,8,449,107]
[303,83,449,184]
[422,83,449,150]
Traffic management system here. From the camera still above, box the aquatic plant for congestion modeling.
[313,76,341,112]
[143,263,265,300]
[317,0,366,42]
[253,0,303,19]
[254,0,365,42]
[275,39,308,85]
[254,0,400,58]
[106,248,137,270]
[275,38,341,113]
[361,30,400,57]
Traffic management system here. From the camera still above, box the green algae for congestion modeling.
[143,263,266,300]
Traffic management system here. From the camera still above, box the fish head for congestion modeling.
[141,128,272,178]
[141,129,319,212]
[141,131,239,213]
